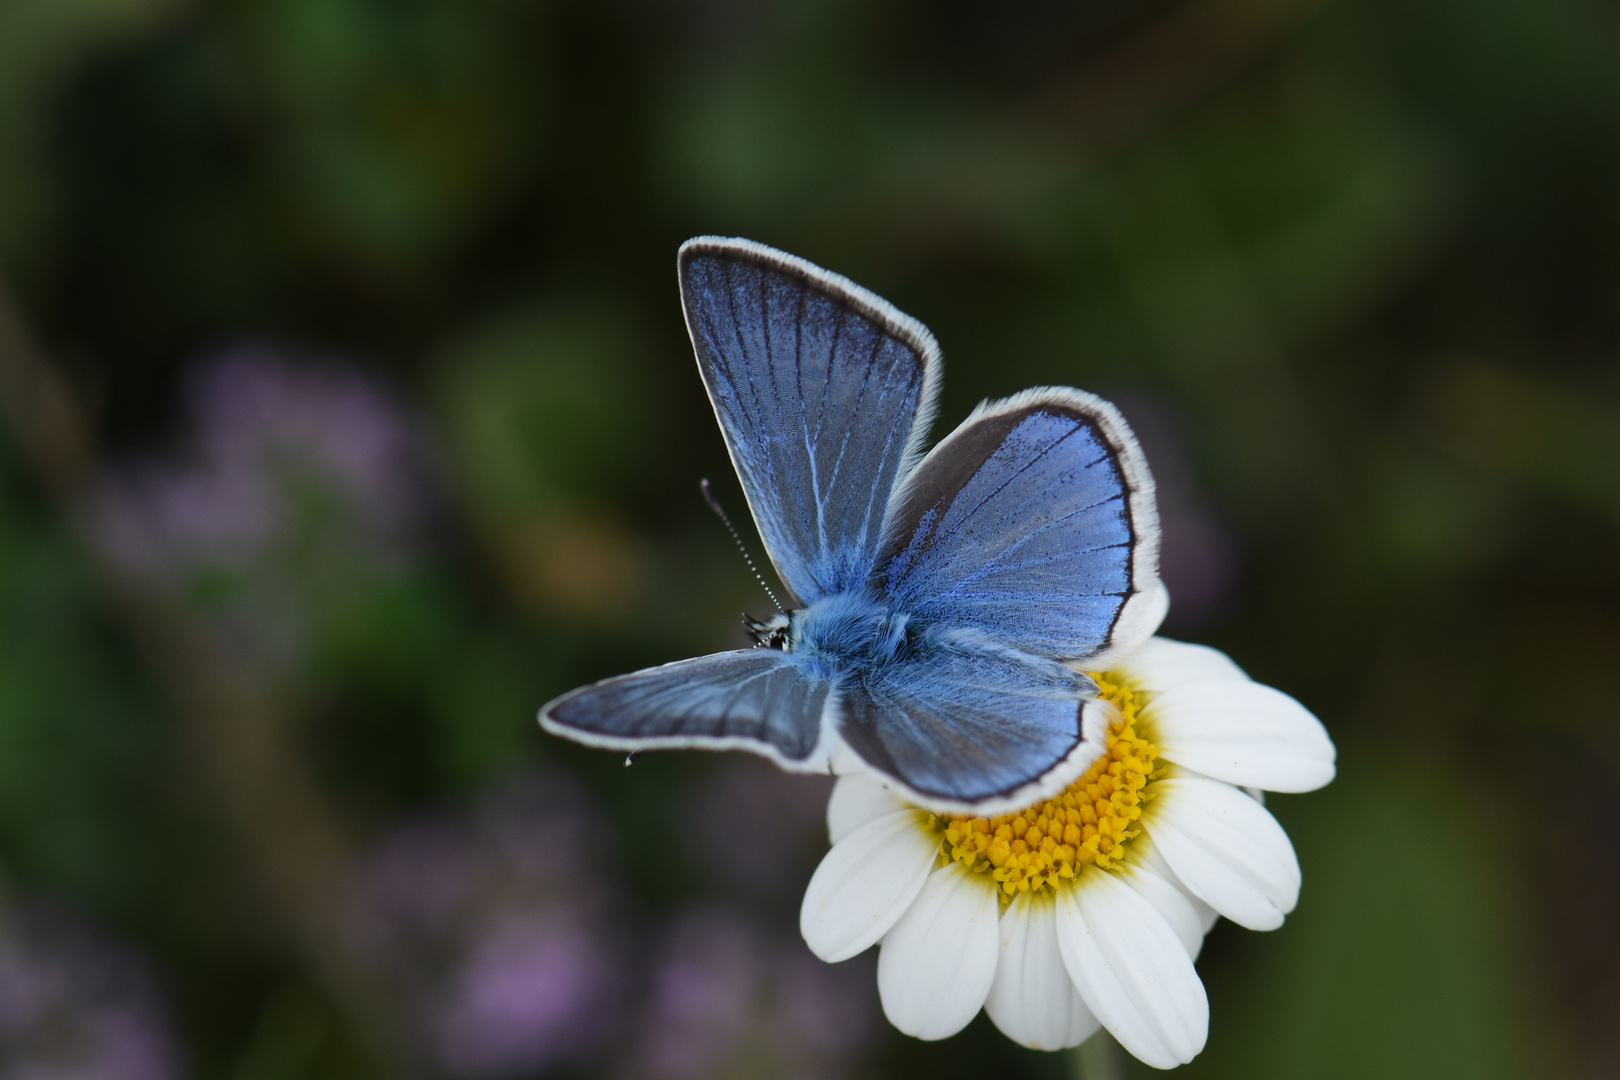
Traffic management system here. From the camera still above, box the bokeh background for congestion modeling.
[0,0,1616,1077]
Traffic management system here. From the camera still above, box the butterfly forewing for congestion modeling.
[878,388,1161,663]
[680,238,940,604]
[540,650,833,767]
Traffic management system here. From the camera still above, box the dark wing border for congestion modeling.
[877,385,1166,666]
[538,649,838,772]
[838,646,1119,816]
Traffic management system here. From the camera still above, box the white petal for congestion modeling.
[1149,680,1336,793]
[801,810,938,962]
[1086,583,1170,670]
[985,892,1099,1050]
[827,773,907,845]
[1125,637,1249,692]
[1055,870,1208,1068]
[876,862,1000,1040]
[1117,863,1205,960]
[1130,835,1220,939]
[1145,778,1301,931]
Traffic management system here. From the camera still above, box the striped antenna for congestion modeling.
[701,478,784,613]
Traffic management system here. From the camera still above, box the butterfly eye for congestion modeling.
[745,613,793,651]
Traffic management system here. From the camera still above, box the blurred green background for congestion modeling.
[0,0,1616,1077]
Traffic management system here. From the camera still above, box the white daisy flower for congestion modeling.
[799,637,1335,1069]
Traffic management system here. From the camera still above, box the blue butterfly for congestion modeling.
[539,238,1165,814]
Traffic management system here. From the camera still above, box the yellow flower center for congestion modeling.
[936,672,1160,899]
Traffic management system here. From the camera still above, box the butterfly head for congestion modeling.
[745,611,793,651]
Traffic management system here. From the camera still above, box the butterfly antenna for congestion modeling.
[701,478,784,612]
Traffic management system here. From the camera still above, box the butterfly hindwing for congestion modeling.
[837,644,1097,810]
[539,650,834,768]
[680,238,941,604]
[877,387,1162,664]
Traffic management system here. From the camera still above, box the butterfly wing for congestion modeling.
[839,645,1104,813]
[877,387,1164,666]
[539,650,836,769]
[680,238,941,604]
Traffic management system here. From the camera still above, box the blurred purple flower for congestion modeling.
[688,757,832,901]
[184,349,426,534]
[434,909,617,1078]
[93,345,437,666]
[623,909,876,1080]
[629,760,874,1078]
[0,907,182,1080]
[99,345,432,574]
[633,913,755,1078]
[351,773,624,1079]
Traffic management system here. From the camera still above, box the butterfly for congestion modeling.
[539,238,1166,814]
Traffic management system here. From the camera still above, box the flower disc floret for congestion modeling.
[940,674,1158,898]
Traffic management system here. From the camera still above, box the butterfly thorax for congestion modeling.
[776,592,916,671]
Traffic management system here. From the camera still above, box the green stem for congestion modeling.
[1072,1031,1126,1080]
